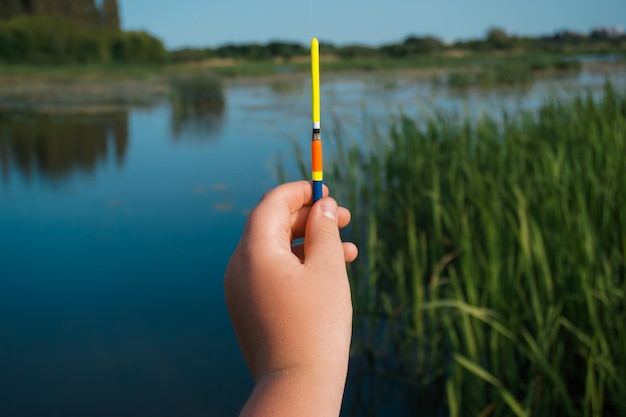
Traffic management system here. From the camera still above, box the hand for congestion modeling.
[224,181,358,416]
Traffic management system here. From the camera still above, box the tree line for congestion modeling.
[0,0,119,29]
[0,0,165,64]
[170,27,626,63]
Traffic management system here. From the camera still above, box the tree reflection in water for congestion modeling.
[170,107,225,144]
[0,111,128,183]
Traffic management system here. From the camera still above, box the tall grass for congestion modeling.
[313,84,626,416]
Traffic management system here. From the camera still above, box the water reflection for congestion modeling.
[168,74,226,143]
[0,111,128,183]
[170,107,225,143]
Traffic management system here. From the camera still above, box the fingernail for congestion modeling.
[320,200,337,220]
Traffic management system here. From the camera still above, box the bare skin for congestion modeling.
[224,181,358,417]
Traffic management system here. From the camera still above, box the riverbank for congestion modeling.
[1,50,623,81]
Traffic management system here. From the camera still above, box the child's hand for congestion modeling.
[224,181,357,416]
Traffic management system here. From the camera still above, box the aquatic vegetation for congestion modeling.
[307,83,626,416]
[366,75,398,91]
[270,79,299,94]
[169,73,225,113]
[448,64,533,89]
[168,73,225,140]
[478,63,533,86]
[446,71,474,89]
[446,55,582,89]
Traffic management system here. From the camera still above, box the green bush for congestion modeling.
[0,15,165,64]
[109,31,166,64]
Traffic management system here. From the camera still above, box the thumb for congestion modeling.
[304,197,346,268]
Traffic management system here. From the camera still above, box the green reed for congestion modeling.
[168,73,225,139]
[169,73,225,113]
[446,56,581,89]
[308,83,626,416]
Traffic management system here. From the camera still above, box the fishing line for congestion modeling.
[309,0,313,39]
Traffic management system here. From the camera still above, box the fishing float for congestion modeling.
[310,37,323,203]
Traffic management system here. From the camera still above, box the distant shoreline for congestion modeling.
[2,49,624,81]
[0,56,624,113]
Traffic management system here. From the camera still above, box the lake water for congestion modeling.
[1,66,625,417]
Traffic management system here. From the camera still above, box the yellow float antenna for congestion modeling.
[310,38,323,202]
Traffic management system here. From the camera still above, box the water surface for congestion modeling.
[1,66,624,416]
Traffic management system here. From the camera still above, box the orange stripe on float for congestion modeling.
[311,140,323,172]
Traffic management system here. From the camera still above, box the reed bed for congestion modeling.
[313,83,626,416]
[169,73,224,113]
[445,57,581,89]
[168,73,225,138]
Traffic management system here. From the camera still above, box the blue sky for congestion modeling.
[120,0,625,49]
